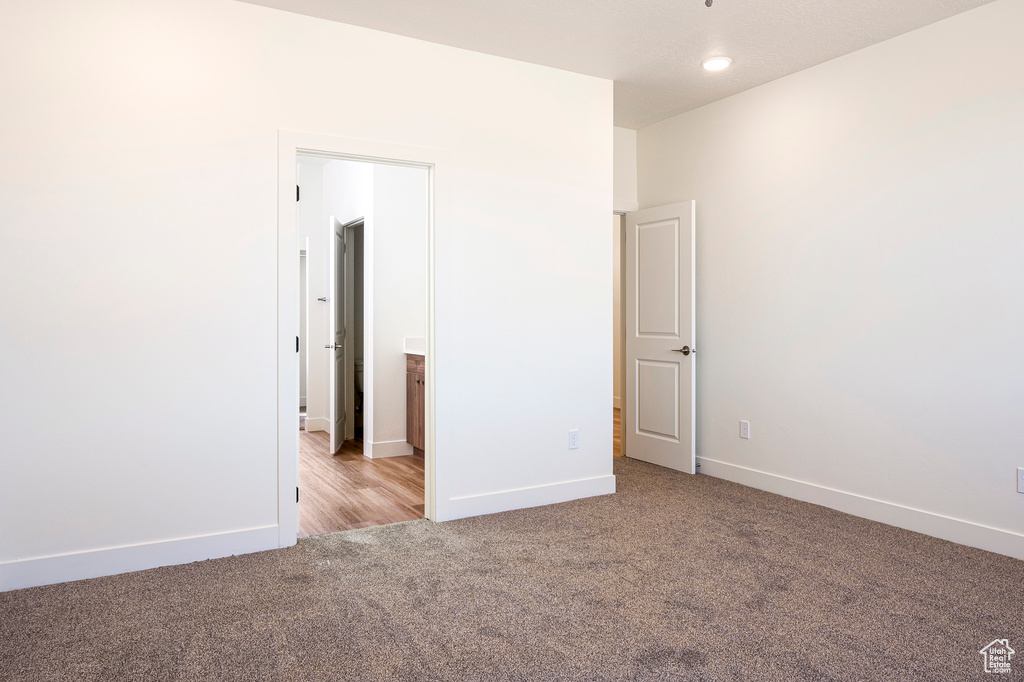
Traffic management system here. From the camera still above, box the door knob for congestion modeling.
[672,346,692,355]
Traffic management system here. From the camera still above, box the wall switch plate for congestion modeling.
[739,420,750,439]
[1018,468,1024,494]
[568,430,580,450]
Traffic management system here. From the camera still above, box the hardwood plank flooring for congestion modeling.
[299,428,424,538]
[613,407,622,458]
[302,405,614,539]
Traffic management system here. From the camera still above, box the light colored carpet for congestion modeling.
[2,458,1022,681]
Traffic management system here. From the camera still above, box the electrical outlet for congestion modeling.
[1018,468,1024,494]
[568,430,580,450]
[739,420,750,439]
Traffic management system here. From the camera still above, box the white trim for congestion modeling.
[0,525,279,592]
[446,475,616,520]
[304,416,329,432]
[365,439,414,459]
[279,130,440,544]
[424,161,437,522]
[697,458,1024,561]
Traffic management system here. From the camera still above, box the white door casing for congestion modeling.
[278,131,440,545]
[624,201,696,473]
[329,217,347,454]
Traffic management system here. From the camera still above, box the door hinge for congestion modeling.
[296,336,300,353]
[296,487,299,503]
[296,185,300,202]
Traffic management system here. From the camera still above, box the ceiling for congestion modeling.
[238,0,995,128]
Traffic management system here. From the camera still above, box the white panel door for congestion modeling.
[328,217,347,454]
[625,201,696,473]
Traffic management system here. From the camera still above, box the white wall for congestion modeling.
[315,159,427,457]
[368,164,427,457]
[637,0,1024,558]
[613,127,638,212]
[0,0,613,590]
[318,158,373,438]
[297,157,329,426]
[323,159,373,227]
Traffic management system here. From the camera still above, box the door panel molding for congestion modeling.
[636,218,680,338]
[636,359,680,442]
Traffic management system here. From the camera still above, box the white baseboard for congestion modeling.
[0,525,280,592]
[304,417,329,432]
[613,397,621,410]
[366,439,414,459]
[697,457,1024,561]
[443,474,616,521]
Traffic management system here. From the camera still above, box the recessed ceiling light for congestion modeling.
[702,57,732,72]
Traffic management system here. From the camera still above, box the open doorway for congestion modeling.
[295,155,428,537]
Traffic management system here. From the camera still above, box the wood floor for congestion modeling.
[613,407,622,458]
[299,428,425,538]
[301,407,617,538]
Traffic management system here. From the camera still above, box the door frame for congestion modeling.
[613,212,628,457]
[341,218,360,444]
[277,130,439,547]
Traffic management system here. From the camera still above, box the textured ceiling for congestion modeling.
[237,0,996,128]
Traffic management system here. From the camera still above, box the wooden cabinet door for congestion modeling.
[407,369,425,452]
[413,372,425,451]
[405,354,426,454]
[407,371,417,449]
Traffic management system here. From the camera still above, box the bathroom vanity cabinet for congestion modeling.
[406,353,425,456]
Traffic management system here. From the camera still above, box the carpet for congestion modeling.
[2,458,1022,681]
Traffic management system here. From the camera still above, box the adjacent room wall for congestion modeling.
[613,127,638,212]
[637,0,1024,558]
[316,159,427,458]
[323,159,373,228]
[302,157,372,435]
[612,127,636,414]
[368,164,427,458]
[0,0,613,590]
[297,156,330,430]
